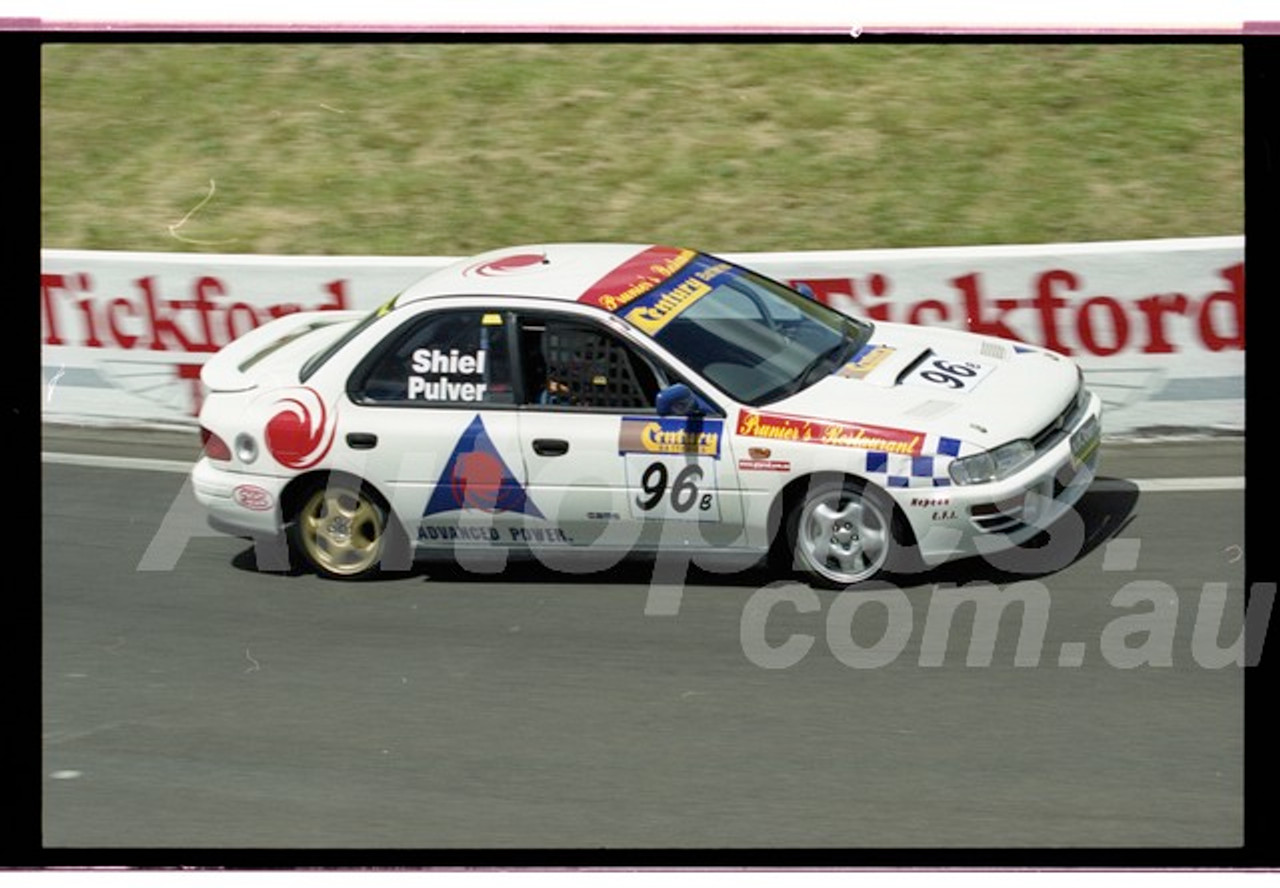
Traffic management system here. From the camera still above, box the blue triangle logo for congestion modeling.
[423,415,543,518]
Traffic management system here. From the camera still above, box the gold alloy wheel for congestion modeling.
[296,482,387,577]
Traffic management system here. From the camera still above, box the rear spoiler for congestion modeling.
[200,310,363,392]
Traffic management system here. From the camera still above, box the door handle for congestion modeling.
[532,438,570,457]
[346,432,378,450]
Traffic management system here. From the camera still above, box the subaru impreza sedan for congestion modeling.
[192,243,1102,586]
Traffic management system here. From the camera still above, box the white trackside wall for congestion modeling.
[40,237,1244,436]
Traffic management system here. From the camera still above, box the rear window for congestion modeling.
[299,296,397,382]
[239,321,340,373]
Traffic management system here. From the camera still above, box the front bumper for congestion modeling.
[904,391,1103,566]
[191,457,289,538]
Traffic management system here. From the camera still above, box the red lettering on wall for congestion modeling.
[177,363,205,415]
[1133,293,1190,354]
[951,273,1024,343]
[1076,296,1130,356]
[322,279,349,309]
[226,303,261,341]
[1032,270,1076,355]
[107,298,139,349]
[1198,263,1244,351]
[41,272,355,353]
[41,263,1242,365]
[908,299,950,325]
[75,298,103,348]
[41,274,68,345]
[792,261,1244,358]
[863,273,892,322]
[169,276,224,351]
[138,276,202,352]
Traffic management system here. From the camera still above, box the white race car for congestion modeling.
[192,244,1102,586]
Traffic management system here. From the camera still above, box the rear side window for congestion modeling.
[518,315,660,410]
[349,309,514,406]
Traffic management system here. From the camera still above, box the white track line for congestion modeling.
[1099,477,1244,492]
[41,450,1245,491]
[42,451,194,475]
[1116,481,1244,493]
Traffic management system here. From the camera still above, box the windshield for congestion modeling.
[603,253,873,405]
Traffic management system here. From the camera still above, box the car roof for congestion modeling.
[397,243,696,306]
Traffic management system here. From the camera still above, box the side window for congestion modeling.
[519,315,660,410]
[350,310,514,406]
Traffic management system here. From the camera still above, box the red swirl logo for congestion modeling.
[265,388,337,470]
[464,252,547,278]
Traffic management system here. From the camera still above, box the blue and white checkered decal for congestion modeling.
[855,434,965,489]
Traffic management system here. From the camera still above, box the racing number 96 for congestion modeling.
[920,359,980,389]
[636,462,714,513]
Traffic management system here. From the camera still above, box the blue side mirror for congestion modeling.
[655,383,698,417]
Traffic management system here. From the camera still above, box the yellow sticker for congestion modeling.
[481,312,503,326]
[837,345,895,379]
[624,277,711,335]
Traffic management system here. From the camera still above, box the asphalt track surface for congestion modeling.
[41,426,1248,853]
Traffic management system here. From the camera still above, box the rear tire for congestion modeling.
[288,475,408,579]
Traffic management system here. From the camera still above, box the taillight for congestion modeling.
[201,427,232,461]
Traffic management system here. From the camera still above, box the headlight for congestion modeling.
[948,439,1034,485]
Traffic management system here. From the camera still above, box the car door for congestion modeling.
[341,306,533,550]
[512,309,745,554]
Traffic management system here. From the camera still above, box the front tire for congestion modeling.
[288,476,405,579]
[787,477,897,588]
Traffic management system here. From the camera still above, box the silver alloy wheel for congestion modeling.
[794,481,893,586]
[295,481,387,578]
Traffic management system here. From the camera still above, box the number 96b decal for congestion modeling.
[625,456,720,521]
[902,354,994,392]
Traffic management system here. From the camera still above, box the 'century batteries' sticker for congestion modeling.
[618,416,723,458]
